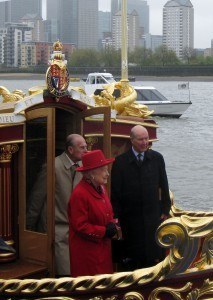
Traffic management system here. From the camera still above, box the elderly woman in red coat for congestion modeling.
[68,150,118,277]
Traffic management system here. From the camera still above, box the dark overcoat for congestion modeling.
[111,148,171,266]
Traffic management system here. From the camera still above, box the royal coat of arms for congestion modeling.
[46,41,69,99]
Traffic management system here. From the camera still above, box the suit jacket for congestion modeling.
[111,148,171,263]
[26,152,82,275]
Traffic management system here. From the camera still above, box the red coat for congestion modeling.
[68,179,114,277]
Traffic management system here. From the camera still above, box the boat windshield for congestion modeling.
[86,74,116,85]
[102,75,116,83]
[136,88,168,102]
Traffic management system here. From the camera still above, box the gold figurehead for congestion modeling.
[0,86,26,103]
[53,40,63,52]
[92,80,154,118]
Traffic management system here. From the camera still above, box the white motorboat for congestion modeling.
[134,85,192,118]
[83,73,192,118]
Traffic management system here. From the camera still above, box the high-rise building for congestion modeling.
[4,22,33,67]
[145,34,163,51]
[0,28,7,64]
[111,0,149,34]
[0,0,11,27]
[163,0,194,59]
[10,0,42,22]
[112,10,140,52]
[46,0,77,44]
[58,0,78,44]
[127,0,149,34]
[21,14,45,42]
[111,0,121,16]
[46,0,59,41]
[46,0,98,49]
[77,0,99,49]
[98,11,111,43]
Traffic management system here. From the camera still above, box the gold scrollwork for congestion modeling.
[171,204,213,218]
[0,216,212,298]
[194,233,213,269]
[186,279,213,300]
[0,144,19,162]
[156,215,213,277]
[85,136,99,150]
[149,282,192,300]
[35,298,75,300]
[89,297,118,300]
[124,292,144,300]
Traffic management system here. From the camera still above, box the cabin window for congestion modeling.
[136,90,152,101]
[89,76,95,84]
[25,117,48,233]
[97,77,105,84]
[136,89,168,102]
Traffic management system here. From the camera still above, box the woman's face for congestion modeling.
[91,165,109,186]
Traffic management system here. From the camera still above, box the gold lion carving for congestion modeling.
[0,86,26,103]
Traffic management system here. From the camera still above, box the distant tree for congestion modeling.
[68,49,101,67]
[205,56,213,64]
[183,46,196,64]
[99,47,121,67]
[189,54,213,65]
[129,47,153,66]
[154,45,180,65]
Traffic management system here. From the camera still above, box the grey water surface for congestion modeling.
[1,78,212,212]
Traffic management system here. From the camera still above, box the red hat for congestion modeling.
[76,150,115,172]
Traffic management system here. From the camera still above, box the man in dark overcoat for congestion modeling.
[111,125,171,270]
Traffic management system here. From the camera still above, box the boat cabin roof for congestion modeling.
[87,72,113,78]
[86,73,116,85]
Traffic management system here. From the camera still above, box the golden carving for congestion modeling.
[34,298,75,300]
[156,216,213,277]
[194,234,213,269]
[0,216,212,298]
[92,81,153,119]
[88,297,117,300]
[171,204,213,218]
[85,136,99,151]
[0,144,19,162]
[28,85,46,96]
[53,40,63,52]
[149,282,192,300]
[186,279,213,300]
[46,41,69,98]
[124,292,144,300]
[0,86,26,103]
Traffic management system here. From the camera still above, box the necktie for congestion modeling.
[137,153,143,165]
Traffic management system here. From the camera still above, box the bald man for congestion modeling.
[111,125,171,270]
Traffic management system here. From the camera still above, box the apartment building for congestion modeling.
[112,10,140,52]
[163,0,194,59]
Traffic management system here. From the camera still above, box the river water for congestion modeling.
[1,78,213,212]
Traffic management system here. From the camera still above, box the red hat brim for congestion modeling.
[76,158,115,172]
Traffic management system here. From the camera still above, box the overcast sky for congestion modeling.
[99,0,213,49]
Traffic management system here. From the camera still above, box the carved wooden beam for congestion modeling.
[0,144,19,262]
